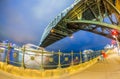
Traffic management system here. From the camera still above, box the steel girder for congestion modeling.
[40,0,120,47]
[67,20,120,41]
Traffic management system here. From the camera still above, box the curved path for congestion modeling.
[61,52,120,79]
[0,51,120,79]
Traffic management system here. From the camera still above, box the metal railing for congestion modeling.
[0,43,102,70]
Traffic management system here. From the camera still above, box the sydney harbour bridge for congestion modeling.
[0,0,120,79]
[40,0,120,47]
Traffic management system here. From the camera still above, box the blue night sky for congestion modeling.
[0,0,111,52]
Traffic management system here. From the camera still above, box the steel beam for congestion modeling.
[67,20,120,30]
[40,0,120,47]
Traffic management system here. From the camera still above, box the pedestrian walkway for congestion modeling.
[59,52,120,79]
[0,51,120,79]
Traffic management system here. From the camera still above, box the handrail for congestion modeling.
[0,43,103,70]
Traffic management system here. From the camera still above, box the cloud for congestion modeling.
[1,8,37,43]
[0,0,110,52]
[31,0,74,21]
[0,0,74,46]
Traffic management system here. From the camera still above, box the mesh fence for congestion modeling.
[0,44,102,70]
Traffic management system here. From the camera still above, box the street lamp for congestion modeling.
[68,34,74,39]
[111,30,120,55]
[50,29,55,33]
[70,35,74,39]
[111,29,118,36]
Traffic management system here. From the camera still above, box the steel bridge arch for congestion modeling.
[40,0,120,47]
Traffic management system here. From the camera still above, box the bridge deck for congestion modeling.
[40,0,120,47]
[0,51,120,79]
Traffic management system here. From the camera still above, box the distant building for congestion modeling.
[104,44,114,49]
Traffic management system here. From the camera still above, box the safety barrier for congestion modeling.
[0,43,102,70]
[0,56,99,78]
[0,43,111,78]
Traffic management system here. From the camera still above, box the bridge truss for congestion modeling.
[40,0,120,47]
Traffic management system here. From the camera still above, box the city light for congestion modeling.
[111,40,116,45]
[70,35,74,38]
[50,29,55,33]
[111,29,118,36]
[69,34,74,39]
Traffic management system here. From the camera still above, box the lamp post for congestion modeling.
[113,35,120,55]
[111,30,120,55]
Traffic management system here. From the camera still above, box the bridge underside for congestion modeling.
[40,0,120,47]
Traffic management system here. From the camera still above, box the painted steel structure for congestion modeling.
[0,43,101,70]
[40,0,120,47]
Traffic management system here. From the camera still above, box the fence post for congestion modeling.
[40,49,44,71]
[21,45,25,69]
[71,51,74,66]
[94,52,96,58]
[91,52,94,59]
[57,50,61,69]
[92,52,95,59]
[6,43,10,64]
[79,51,82,64]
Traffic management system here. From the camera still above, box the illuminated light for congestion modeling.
[111,40,116,45]
[113,35,116,38]
[65,57,68,61]
[75,57,78,60]
[50,29,54,33]
[13,53,17,58]
[70,35,74,38]
[30,56,35,60]
[111,30,118,36]
[49,57,53,62]
[69,34,74,38]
